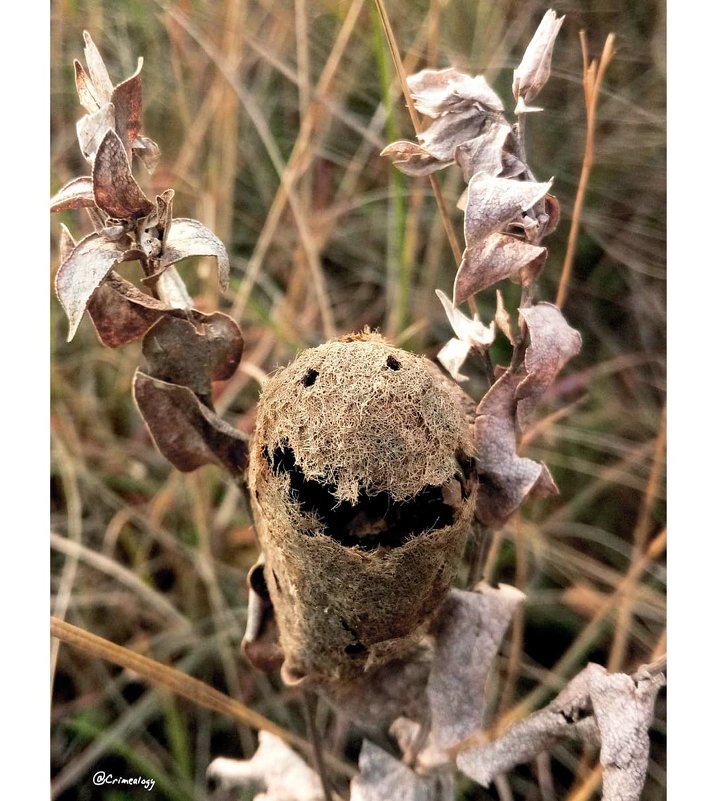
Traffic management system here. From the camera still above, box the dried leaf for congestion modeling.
[159,218,230,291]
[516,303,582,429]
[141,312,243,406]
[86,271,172,347]
[454,122,512,182]
[407,68,503,117]
[540,193,560,238]
[76,102,116,163]
[55,233,125,341]
[512,10,565,110]
[436,338,471,383]
[74,60,101,113]
[207,731,323,801]
[50,177,96,213]
[473,371,557,527]
[155,188,174,242]
[427,585,525,751]
[133,371,249,476]
[93,129,154,219]
[436,289,494,349]
[82,31,114,106]
[132,135,161,174]
[417,106,490,164]
[111,59,143,154]
[380,140,444,177]
[454,234,547,304]
[58,224,76,265]
[463,175,552,246]
[350,740,449,801]
[154,265,194,310]
[242,561,285,674]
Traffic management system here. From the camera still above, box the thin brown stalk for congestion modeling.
[371,0,463,268]
[303,691,335,801]
[50,617,357,779]
[556,33,615,309]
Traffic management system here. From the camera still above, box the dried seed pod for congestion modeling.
[248,331,477,686]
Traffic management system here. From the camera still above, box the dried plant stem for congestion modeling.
[50,617,356,779]
[565,763,604,801]
[556,32,615,309]
[608,403,666,672]
[303,691,335,801]
[372,0,463,268]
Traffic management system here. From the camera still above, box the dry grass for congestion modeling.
[50,1,665,799]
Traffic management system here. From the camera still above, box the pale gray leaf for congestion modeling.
[454,234,547,304]
[58,224,77,265]
[50,177,95,213]
[407,68,504,117]
[512,10,565,106]
[82,31,114,105]
[463,175,552,246]
[516,303,582,430]
[417,106,490,163]
[454,122,512,182]
[93,129,154,219]
[207,731,323,801]
[54,233,124,341]
[76,102,116,163]
[132,135,161,174]
[73,60,101,113]
[380,140,446,177]
[159,218,230,290]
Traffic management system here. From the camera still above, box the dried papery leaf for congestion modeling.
[86,271,173,347]
[76,102,116,163]
[82,31,114,106]
[242,562,285,674]
[74,60,101,113]
[407,68,504,117]
[132,135,161,174]
[512,10,565,110]
[540,193,560,238]
[153,265,193,310]
[155,188,174,242]
[463,175,552,246]
[417,106,490,163]
[457,662,665,801]
[159,218,230,290]
[494,290,516,345]
[58,224,76,265]
[427,585,525,752]
[350,740,450,801]
[436,290,494,350]
[380,140,444,177]
[454,234,547,304]
[50,176,96,213]
[454,122,512,182]
[133,371,249,476]
[141,312,243,405]
[437,338,471,383]
[207,731,323,801]
[55,233,125,341]
[93,129,154,219]
[516,303,582,430]
[473,371,557,527]
[111,59,143,155]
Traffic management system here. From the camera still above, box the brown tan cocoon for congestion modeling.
[248,331,476,686]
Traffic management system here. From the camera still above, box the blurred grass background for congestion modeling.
[50,0,666,799]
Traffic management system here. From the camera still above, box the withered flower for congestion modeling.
[512,9,565,113]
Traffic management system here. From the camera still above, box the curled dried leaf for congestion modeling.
[82,31,114,106]
[417,106,490,164]
[58,224,77,265]
[516,303,582,429]
[495,290,516,345]
[463,175,552,246]
[132,135,161,174]
[159,218,230,291]
[454,234,547,304]
[141,311,244,406]
[436,338,471,384]
[93,129,154,219]
[407,68,504,117]
[512,10,565,111]
[379,140,444,177]
[436,289,494,350]
[50,177,95,213]
[55,233,126,341]
[76,102,116,163]
[86,271,172,347]
[133,371,249,476]
[473,371,557,527]
[111,59,143,155]
[242,561,285,674]
[207,731,323,801]
[454,122,512,182]
[74,60,101,113]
